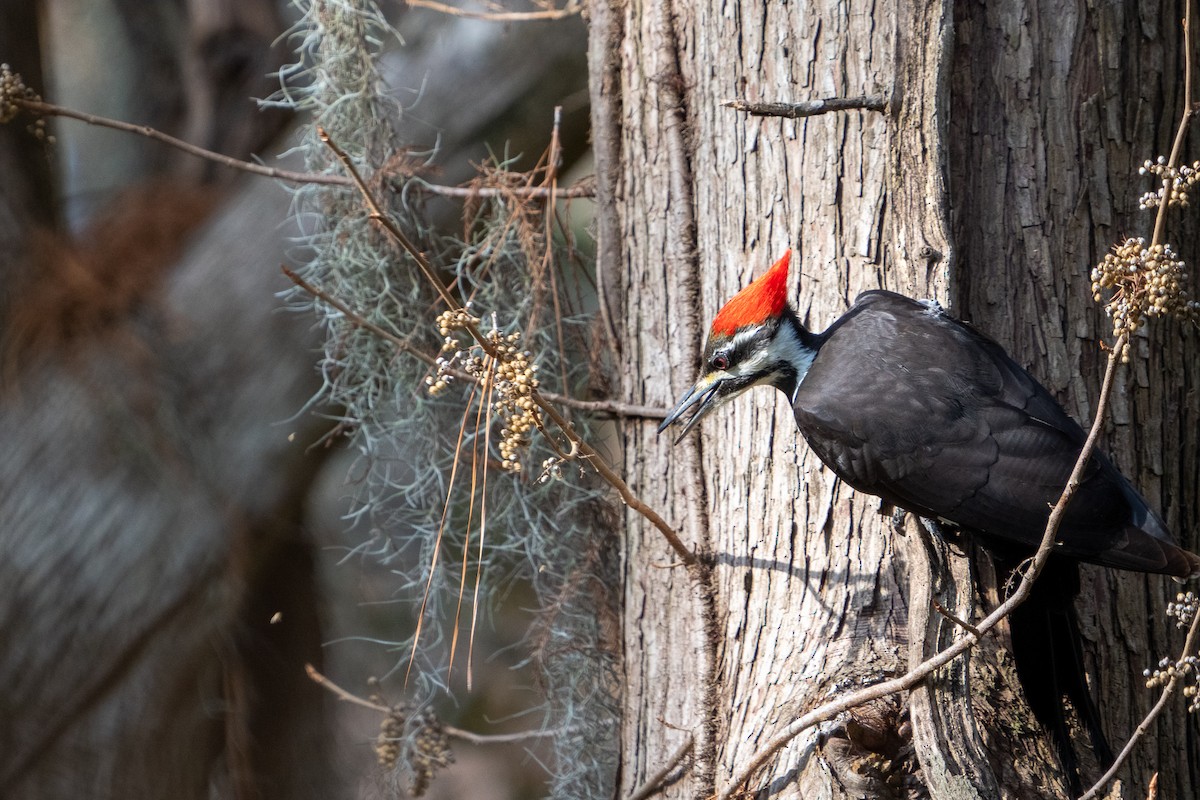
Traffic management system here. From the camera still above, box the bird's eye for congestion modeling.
[711,353,730,371]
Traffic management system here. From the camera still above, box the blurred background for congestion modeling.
[0,1,598,798]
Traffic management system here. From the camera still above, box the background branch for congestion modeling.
[9,95,594,197]
[723,95,888,118]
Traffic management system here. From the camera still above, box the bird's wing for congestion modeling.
[791,292,1187,571]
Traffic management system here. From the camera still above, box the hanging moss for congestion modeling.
[274,2,619,797]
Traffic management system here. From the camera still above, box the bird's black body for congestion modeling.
[783,290,1196,578]
[661,255,1200,793]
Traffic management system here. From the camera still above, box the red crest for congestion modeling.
[711,251,791,336]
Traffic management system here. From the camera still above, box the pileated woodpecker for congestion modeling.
[658,250,1200,788]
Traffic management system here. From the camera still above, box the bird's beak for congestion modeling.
[657,373,727,443]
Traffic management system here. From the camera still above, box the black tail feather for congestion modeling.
[1001,557,1113,796]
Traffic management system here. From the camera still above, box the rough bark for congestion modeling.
[950,1,1200,796]
[604,0,920,795]
[597,0,1200,797]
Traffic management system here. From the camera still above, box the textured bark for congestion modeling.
[596,0,1200,797]
[950,1,1200,796]
[604,0,919,795]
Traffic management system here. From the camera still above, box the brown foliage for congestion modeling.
[3,181,220,372]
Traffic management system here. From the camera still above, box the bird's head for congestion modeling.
[658,251,812,441]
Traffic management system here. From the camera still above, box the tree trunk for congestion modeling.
[950,1,1200,796]
[593,0,1200,796]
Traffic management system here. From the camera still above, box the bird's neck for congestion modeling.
[771,308,819,402]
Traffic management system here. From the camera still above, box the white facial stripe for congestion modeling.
[722,320,816,390]
[720,326,772,379]
[776,321,815,379]
[729,326,764,353]
[777,322,816,403]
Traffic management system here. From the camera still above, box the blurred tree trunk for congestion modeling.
[1,3,593,798]
[593,0,1200,797]
[950,1,1200,795]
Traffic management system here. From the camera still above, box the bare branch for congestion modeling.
[305,663,390,713]
[414,180,595,199]
[404,0,582,21]
[1077,609,1200,800]
[540,396,669,419]
[8,96,592,198]
[13,97,351,186]
[723,95,887,119]
[304,664,562,744]
[931,598,983,638]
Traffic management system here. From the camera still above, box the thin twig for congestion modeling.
[1077,609,1200,800]
[931,598,983,638]
[14,97,349,185]
[317,129,698,568]
[723,96,888,119]
[321,129,462,310]
[719,334,1128,799]
[304,664,562,744]
[9,96,593,198]
[405,0,582,21]
[627,735,695,800]
[282,265,408,346]
[282,265,668,419]
[540,395,669,419]
[1152,3,1196,249]
[543,107,574,412]
[306,663,390,712]
[533,393,697,565]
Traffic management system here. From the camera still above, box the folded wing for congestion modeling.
[792,291,1197,577]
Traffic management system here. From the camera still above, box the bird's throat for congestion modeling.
[774,310,818,402]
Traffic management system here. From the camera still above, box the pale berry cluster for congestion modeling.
[371,701,453,796]
[0,63,28,123]
[426,308,482,395]
[477,328,540,472]
[1091,237,1199,361]
[375,702,405,769]
[1167,591,1199,628]
[427,309,542,472]
[1144,654,1200,711]
[1144,654,1196,688]
[0,64,51,142]
[538,455,564,484]
[1138,156,1200,209]
[408,707,453,797]
[436,308,481,338]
